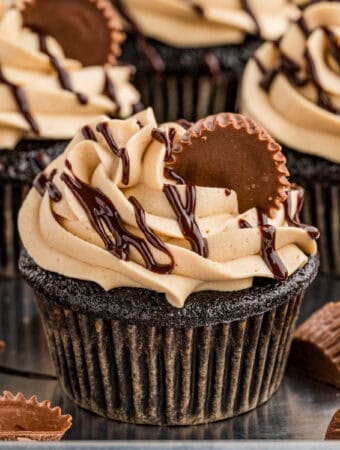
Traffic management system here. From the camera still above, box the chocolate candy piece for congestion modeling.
[20,0,124,66]
[0,341,5,350]
[167,113,289,216]
[290,302,340,388]
[0,392,72,441]
[325,410,340,440]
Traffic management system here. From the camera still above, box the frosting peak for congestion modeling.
[19,109,318,308]
[0,6,140,150]
[241,2,340,163]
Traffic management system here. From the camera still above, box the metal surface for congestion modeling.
[1,443,340,449]
[0,275,339,442]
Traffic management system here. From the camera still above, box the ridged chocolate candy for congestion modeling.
[20,0,124,66]
[325,410,340,440]
[290,302,340,388]
[0,392,72,441]
[167,113,290,217]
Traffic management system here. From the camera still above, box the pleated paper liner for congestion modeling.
[299,182,339,277]
[135,72,239,123]
[36,286,305,426]
[0,182,30,277]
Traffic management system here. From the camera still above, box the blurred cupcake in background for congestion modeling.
[0,0,141,276]
[241,2,340,276]
[112,0,299,122]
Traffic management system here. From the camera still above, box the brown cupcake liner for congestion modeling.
[0,181,30,277]
[36,287,304,426]
[300,182,340,277]
[135,72,238,123]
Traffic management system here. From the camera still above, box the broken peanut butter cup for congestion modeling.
[20,0,124,66]
[168,113,290,216]
[326,410,340,440]
[0,392,72,441]
[290,302,340,389]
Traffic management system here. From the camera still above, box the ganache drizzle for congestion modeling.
[61,160,174,274]
[163,184,208,258]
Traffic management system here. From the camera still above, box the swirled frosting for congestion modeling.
[19,108,318,308]
[116,0,299,47]
[241,2,340,163]
[0,6,140,150]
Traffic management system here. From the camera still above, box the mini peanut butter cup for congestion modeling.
[0,391,72,441]
[20,0,124,66]
[168,113,290,216]
[290,302,340,388]
[326,410,340,440]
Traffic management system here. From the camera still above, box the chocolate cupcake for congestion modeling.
[112,0,299,122]
[19,110,319,425]
[241,2,340,276]
[0,0,141,276]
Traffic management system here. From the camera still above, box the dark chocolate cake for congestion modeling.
[20,250,319,328]
[0,140,68,184]
[120,34,261,76]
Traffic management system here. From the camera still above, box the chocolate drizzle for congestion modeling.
[257,209,288,281]
[164,167,186,184]
[61,161,174,274]
[240,0,260,37]
[184,0,205,17]
[296,16,309,38]
[284,188,320,239]
[112,0,165,73]
[203,51,222,80]
[239,219,252,229]
[33,169,62,202]
[132,102,144,114]
[304,47,340,114]
[152,127,176,162]
[96,121,130,185]
[0,66,39,135]
[253,54,307,92]
[38,33,88,105]
[254,23,340,115]
[163,184,208,258]
[177,119,193,130]
[322,26,340,64]
[129,196,175,272]
[81,125,97,141]
[102,70,121,114]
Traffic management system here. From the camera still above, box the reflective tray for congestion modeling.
[0,274,339,444]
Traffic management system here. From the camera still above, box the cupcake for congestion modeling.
[112,0,299,122]
[0,0,141,276]
[19,109,319,425]
[241,2,340,276]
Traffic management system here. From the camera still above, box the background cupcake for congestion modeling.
[112,0,299,122]
[0,0,141,276]
[241,2,340,276]
[19,110,318,425]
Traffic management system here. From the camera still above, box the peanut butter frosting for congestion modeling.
[116,0,299,47]
[19,108,318,308]
[241,2,340,163]
[0,5,140,150]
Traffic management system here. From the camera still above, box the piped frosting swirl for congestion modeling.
[19,108,318,308]
[115,0,299,47]
[0,6,140,150]
[241,2,340,163]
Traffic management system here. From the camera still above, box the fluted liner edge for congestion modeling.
[36,291,303,425]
